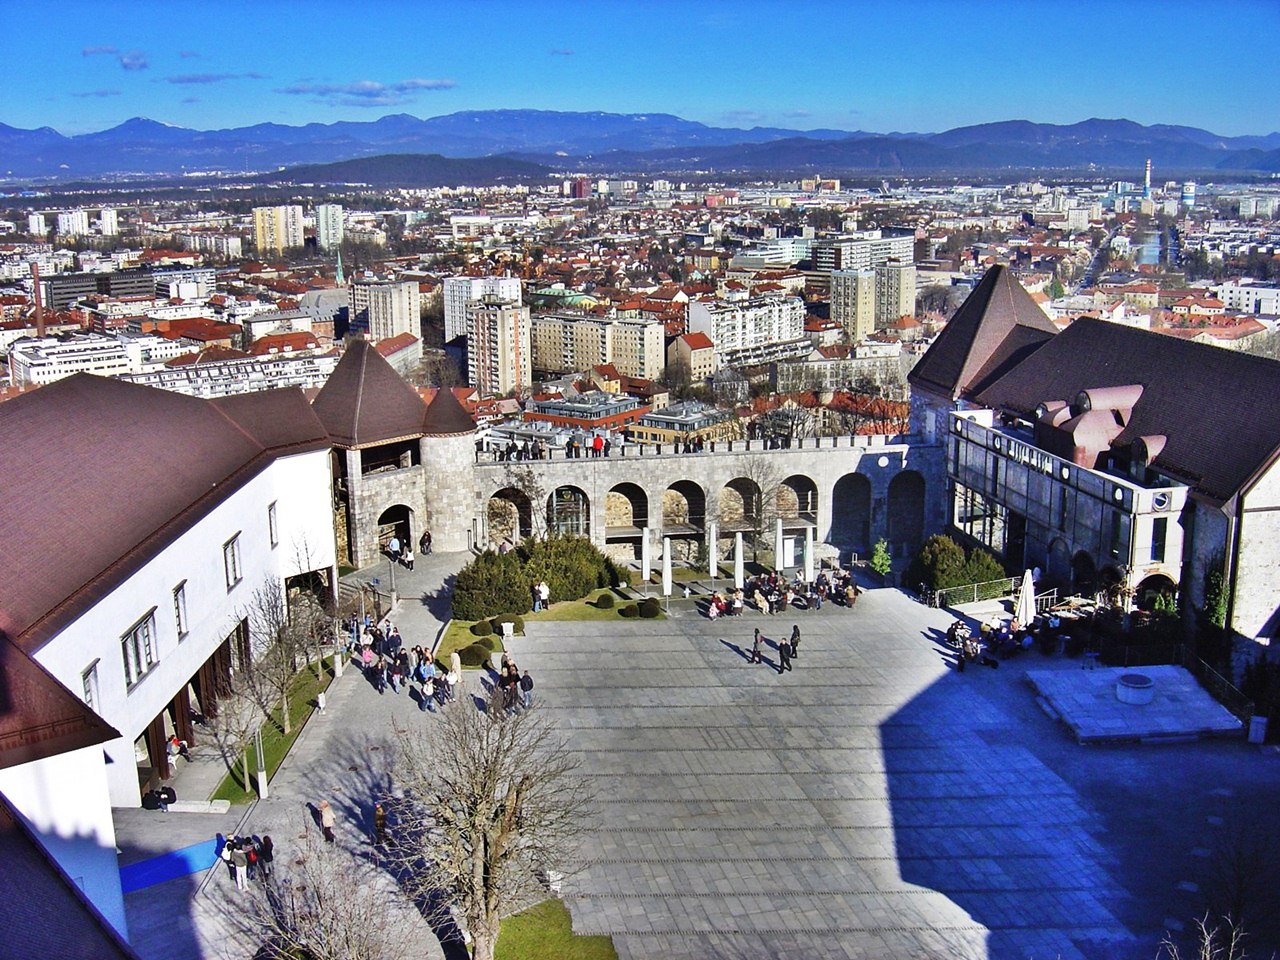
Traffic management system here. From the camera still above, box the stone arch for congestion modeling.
[1135,573,1177,611]
[606,482,648,531]
[662,480,706,531]
[1046,538,1072,592]
[487,487,532,546]
[1072,551,1098,596]
[831,473,872,554]
[720,477,762,529]
[778,474,818,524]
[376,504,414,550]
[887,470,926,556]
[548,485,591,538]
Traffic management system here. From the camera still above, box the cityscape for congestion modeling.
[2,2,1280,959]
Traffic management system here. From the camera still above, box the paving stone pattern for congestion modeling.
[506,589,1280,960]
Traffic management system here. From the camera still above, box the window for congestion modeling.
[173,581,188,638]
[1151,517,1168,564]
[82,661,100,710]
[268,501,279,548]
[121,612,157,688]
[223,534,242,590]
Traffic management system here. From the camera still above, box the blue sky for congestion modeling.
[5,0,1277,136]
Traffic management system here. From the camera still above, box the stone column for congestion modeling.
[707,520,718,581]
[641,526,652,593]
[734,531,745,589]
[804,525,815,582]
[774,517,785,571]
[662,537,672,598]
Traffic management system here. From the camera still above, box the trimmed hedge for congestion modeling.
[459,643,494,667]
[491,614,525,635]
[638,597,661,619]
[470,620,494,637]
[454,536,627,621]
[595,592,615,609]
[619,604,638,618]
[907,534,1008,594]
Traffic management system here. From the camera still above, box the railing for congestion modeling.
[474,432,914,465]
[1180,648,1255,722]
[1099,642,1187,669]
[1034,588,1058,612]
[932,576,1020,608]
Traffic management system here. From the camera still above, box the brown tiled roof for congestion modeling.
[421,382,476,436]
[908,265,1058,401]
[0,633,119,770]
[974,317,1280,507]
[311,339,427,448]
[0,376,330,652]
[0,794,141,959]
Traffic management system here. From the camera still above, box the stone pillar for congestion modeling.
[707,520,718,581]
[804,525,815,582]
[662,537,672,597]
[422,433,474,552]
[641,526,652,588]
[734,532,745,589]
[774,517,785,571]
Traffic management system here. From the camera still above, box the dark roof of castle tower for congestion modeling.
[908,264,1059,402]
[422,386,476,436]
[312,339,427,448]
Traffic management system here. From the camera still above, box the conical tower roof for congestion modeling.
[422,386,476,436]
[908,264,1059,402]
[312,339,427,448]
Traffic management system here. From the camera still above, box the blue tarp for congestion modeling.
[119,838,219,893]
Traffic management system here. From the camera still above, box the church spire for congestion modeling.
[335,247,345,287]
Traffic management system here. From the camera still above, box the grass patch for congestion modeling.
[437,619,504,667]
[496,898,617,960]
[211,658,335,805]
[648,566,706,584]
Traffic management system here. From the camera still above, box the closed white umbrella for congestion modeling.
[1014,569,1036,626]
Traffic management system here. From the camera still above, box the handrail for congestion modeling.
[474,432,916,465]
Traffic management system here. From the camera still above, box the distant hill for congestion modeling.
[0,110,1277,180]
[258,152,550,186]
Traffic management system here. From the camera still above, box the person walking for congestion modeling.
[777,636,793,674]
[519,669,534,710]
[790,624,801,660]
[257,835,274,881]
[750,628,764,664]
[319,800,336,843]
[401,545,414,571]
[387,535,401,563]
[230,843,248,891]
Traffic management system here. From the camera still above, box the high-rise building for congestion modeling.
[466,295,530,395]
[812,230,914,273]
[874,261,916,329]
[252,205,304,255]
[349,277,420,342]
[315,204,344,251]
[56,210,90,237]
[529,314,666,379]
[99,208,118,236]
[830,270,876,342]
[443,275,522,343]
[27,213,46,236]
[687,295,806,368]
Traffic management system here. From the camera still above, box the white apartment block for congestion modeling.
[57,209,90,237]
[688,295,805,370]
[529,313,666,380]
[27,213,46,235]
[120,351,340,398]
[875,261,917,327]
[315,203,344,251]
[443,275,522,342]
[7,333,194,386]
[177,232,243,259]
[1213,280,1280,315]
[252,204,304,254]
[830,269,876,341]
[99,207,119,236]
[466,295,530,395]
[349,277,420,342]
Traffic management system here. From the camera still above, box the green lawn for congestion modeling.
[211,658,335,804]
[436,619,505,667]
[496,898,617,960]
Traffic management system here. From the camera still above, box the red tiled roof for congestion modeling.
[373,332,420,356]
[680,332,714,350]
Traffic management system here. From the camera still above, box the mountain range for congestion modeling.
[2,111,1278,181]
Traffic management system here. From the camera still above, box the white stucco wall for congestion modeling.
[32,447,335,807]
[0,746,127,937]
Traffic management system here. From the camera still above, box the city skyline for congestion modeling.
[4,0,1277,138]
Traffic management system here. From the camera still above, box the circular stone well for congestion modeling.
[1116,672,1155,705]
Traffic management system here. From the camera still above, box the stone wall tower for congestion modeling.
[420,388,478,552]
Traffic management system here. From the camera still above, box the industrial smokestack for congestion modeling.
[1144,159,1152,200]
[31,261,44,338]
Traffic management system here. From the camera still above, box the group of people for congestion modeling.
[351,615,462,710]
[747,624,801,674]
[530,579,550,612]
[385,530,432,570]
[218,833,273,891]
[488,653,534,718]
[705,569,861,619]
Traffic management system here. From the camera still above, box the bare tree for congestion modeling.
[230,821,417,960]
[389,704,592,960]
[1160,914,1251,960]
[725,454,785,564]
[205,688,259,796]
[239,578,313,735]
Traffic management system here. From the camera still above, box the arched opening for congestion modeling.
[1072,551,1098,596]
[606,483,648,539]
[887,470,925,557]
[1135,573,1177,612]
[720,477,762,530]
[778,474,818,528]
[376,504,414,551]
[487,487,532,546]
[1046,538,1072,593]
[662,480,706,533]
[831,473,872,556]
[548,485,591,538]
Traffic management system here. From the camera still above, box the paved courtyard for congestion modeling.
[506,589,1280,960]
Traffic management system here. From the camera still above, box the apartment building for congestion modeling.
[830,269,876,341]
[875,261,917,328]
[443,275,522,342]
[466,295,530,395]
[349,277,420,342]
[530,313,665,380]
[252,204,304,255]
[315,204,344,251]
[687,294,806,369]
